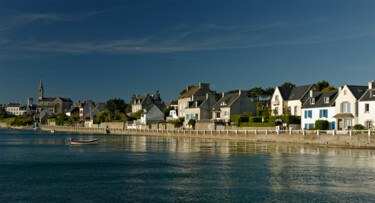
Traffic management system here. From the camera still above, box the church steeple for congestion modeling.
[39,78,44,100]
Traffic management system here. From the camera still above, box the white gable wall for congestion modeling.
[301,107,336,130]
[358,100,375,129]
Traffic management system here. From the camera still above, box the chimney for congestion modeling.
[192,95,194,101]
[206,93,209,100]
[199,83,209,89]
[309,89,313,97]
[239,90,242,95]
[369,80,375,89]
[222,92,225,98]
[338,86,342,94]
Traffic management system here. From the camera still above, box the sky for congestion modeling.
[1,0,375,104]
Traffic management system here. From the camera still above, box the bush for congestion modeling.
[10,116,34,126]
[188,119,196,129]
[315,120,329,130]
[353,124,365,130]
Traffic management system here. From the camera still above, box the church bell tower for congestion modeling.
[39,78,44,100]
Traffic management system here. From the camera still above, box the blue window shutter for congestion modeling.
[304,110,307,118]
[326,110,328,118]
[319,110,322,118]
[305,124,307,129]
[340,103,343,113]
[310,110,312,118]
[348,102,351,113]
[332,122,335,130]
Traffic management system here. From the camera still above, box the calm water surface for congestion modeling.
[1,129,375,202]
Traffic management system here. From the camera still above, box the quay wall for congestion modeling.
[40,125,375,148]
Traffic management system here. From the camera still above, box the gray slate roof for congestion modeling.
[359,89,375,101]
[278,84,315,100]
[302,90,338,109]
[212,93,240,111]
[347,85,368,99]
[7,103,22,107]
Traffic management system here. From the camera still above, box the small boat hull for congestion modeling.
[69,139,99,145]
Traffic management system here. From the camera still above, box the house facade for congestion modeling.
[178,83,213,118]
[271,84,317,116]
[6,103,26,116]
[333,85,368,130]
[358,81,375,129]
[140,105,164,125]
[184,93,217,125]
[301,90,338,130]
[211,90,256,123]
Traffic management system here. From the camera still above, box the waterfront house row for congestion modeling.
[301,81,374,130]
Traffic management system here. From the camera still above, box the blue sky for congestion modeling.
[1,0,375,104]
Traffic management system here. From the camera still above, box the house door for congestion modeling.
[338,119,343,130]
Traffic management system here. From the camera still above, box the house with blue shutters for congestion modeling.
[333,85,368,130]
[301,90,338,130]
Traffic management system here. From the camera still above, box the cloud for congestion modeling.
[0,10,103,33]
[1,20,375,59]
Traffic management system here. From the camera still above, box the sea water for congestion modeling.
[1,129,375,202]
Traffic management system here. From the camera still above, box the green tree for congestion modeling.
[0,106,6,118]
[315,120,329,130]
[180,89,187,96]
[281,82,296,88]
[69,111,80,123]
[321,86,337,92]
[106,98,126,113]
[95,110,112,123]
[315,80,330,91]
[164,106,175,118]
[263,87,275,99]
[56,113,69,125]
[133,110,143,119]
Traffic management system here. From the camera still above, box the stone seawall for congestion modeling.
[40,125,375,149]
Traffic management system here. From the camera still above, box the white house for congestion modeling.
[333,85,368,130]
[301,90,338,130]
[166,105,179,121]
[271,84,317,116]
[6,103,26,116]
[358,81,375,129]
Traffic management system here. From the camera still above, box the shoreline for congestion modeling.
[31,125,375,149]
[1,125,374,149]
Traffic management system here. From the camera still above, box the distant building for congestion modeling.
[140,104,165,125]
[211,90,256,123]
[6,103,26,116]
[166,104,179,121]
[271,84,317,116]
[36,79,73,113]
[358,81,375,129]
[132,90,166,113]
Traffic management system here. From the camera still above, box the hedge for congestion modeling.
[315,120,329,130]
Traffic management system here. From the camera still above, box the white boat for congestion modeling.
[68,138,99,145]
[51,130,55,133]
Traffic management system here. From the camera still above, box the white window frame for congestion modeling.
[310,98,315,105]
[324,97,329,104]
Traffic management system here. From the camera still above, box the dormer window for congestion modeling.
[310,98,315,105]
[324,97,330,104]
[221,102,227,106]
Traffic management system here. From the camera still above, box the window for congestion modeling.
[294,106,298,115]
[365,121,372,129]
[324,97,330,104]
[341,102,350,113]
[320,109,328,118]
[221,102,227,106]
[216,112,221,119]
[304,110,312,118]
[288,107,291,114]
[225,111,229,117]
[310,98,315,105]
[344,90,347,95]
[365,103,370,112]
